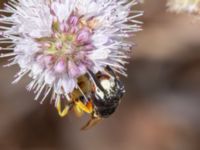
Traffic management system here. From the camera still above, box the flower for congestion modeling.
[167,0,200,13]
[0,0,142,114]
[136,0,144,4]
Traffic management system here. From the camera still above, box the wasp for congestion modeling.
[56,66,125,130]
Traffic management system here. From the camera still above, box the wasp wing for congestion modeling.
[81,116,102,130]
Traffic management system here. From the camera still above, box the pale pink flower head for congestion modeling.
[0,0,142,105]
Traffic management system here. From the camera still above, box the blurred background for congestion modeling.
[0,0,200,150]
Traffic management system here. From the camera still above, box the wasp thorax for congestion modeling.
[100,78,115,92]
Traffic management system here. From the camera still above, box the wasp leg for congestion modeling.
[56,98,72,117]
[81,114,102,130]
[75,100,93,114]
[106,65,117,78]
[73,104,84,117]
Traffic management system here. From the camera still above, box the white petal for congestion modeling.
[89,49,110,60]
[51,1,71,22]
[32,63,43,76]
[62,78,76,94]
[92,34,109,46]
[45,72,56,85]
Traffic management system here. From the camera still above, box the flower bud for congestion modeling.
[54,59,67,73]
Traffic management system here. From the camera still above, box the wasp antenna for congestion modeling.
[77,85,89,102]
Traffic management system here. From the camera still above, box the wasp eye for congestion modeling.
[79,96,85,101]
